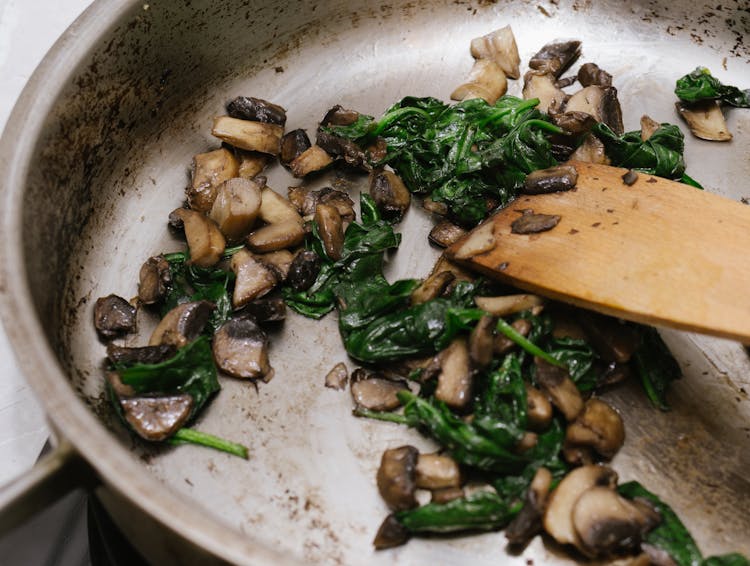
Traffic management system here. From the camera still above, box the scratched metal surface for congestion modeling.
[1,0,748,563]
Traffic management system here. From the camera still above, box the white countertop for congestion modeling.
[0,0,94,488]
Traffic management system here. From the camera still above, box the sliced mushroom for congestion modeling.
[94,294,137,339]
[226,96,287,126]
[470,25,521,79]
[350,369,409,411]
[316,105,368,169]
[230,249,279,308]
[149,300,214,348]
[279,129,311,166]
[289,145,334,178]
[244,295,286,323]
[576,311,639,363]
[212,317,272,380]
[569,133,610,164]
[534,357,584,421]
[255,249,294,282]
[435,337,473,410]
[287,250,322,292]
[553,111,598,135]
[529,40,582,77]
[675,100,732,141]
[138,255,172,305]
[246,220,305,253]
[373,514,410,550]
[212,116,284,155]
[120,393,194,442]
[377,445,419,511]
[475,294,544,317]
[236,150,269,179]
[369,170,411,221]
[431,487,465,504]
[523,164,578,194]
[505,467,553,546]
[410,271,455,305]
[640,115,661,142]
[511,211,561,234]
[515,431,539,453]
[565,86,624,134]
[422,197,449,216]
[543,464,618,547]
[259,186,303,226]
[314,203,344,261]
[450,220,496,260]
[288,186,355,223]
[526,385,553,431]
[415,453,462,490]
[429,220,467,248]
[106,343,176,366]
[577,62,613,87]
[321,105,360,127]
[325,362,348,390]
[169,208,226,267]
[565,398,625,460]
[522,72,566,114]
[188,148,239,213]
[451,59,508,105]
[430,254,477,283]
[209,177,263,242]
[469,315,496,369]
[494,318,533,355]
[572,487,661,557]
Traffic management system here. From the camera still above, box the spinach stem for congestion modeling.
[495,318,565,368]
[170,428,249,459]
[372,106,430,135]
[353,407,412,425]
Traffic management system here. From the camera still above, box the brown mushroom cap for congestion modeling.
[138,255,172,305]
[534,357,584,421]
[279,128,311,165]
[410,271,455,306]
[212,317,272,380]
[369,170,411,221]
[577,62,613,87]
[526,385,553,431]
[373,514,410,550]
[435,337,473,410]
[414,453,462,490]
[287,250,322,292]
[469,314,496,369]
[314,203,344,261]
[106,343,176,366]
[243,295,287,323]
[565,398,625,459]
[226,96,287,126]
[522,164,578,195]
[149,300,214,348]
[377,445,419,511]
[94,294,137,339]
[428,220,467,249]
[350,369,409,411]
[529,40,582,77]
[565,85,624,135]
[120,393,194,441]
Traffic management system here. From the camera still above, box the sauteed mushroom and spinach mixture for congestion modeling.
[93,27,749,565]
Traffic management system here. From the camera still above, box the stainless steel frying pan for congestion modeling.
[0,0,748,563]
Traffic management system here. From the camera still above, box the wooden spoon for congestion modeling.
[446,161,750,343]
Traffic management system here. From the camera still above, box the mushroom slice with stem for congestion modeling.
[106,343,176,366]
[256,249,294,282]
[470,25,521,79]
[529,39,582,77]
[577,62,613,87]
[212,116,284,155]
[410,271,455,306]
[138,255,171,305]
[526,385,553,431]
[415,453,462,490]
[315,203,345,261]
[119,393,194,442]
[543,464,618,547]
[566,85,624,135]
[505,467,553,546]
[675,100,732,141]
[209,177,263,243]
[522,164,578,195]
[187,147,239,213]
[230,249,279,308]
[435,337,473,410]
[169,208,226,267]
[246,220,305,253]
[286,250,322,292]
[469,314,496,370]
[258,186,303,226]
[534,357,584,421]
[148,300,214,348]
[289,145,334,178]
[226,96,287,126]
[565,398,625,460]
[244,296,286,323]
[429,220,467,249]
[350,369,409,411]
[451,59,508,105]
[377,445,419,511]
[369,170,411,221]
[94,294,137,339]
[316,105,368,170]
[522,72,566,115]
[475,294,544,317]
[572,487,661,557]
[212,316,272,380]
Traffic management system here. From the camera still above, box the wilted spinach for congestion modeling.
[675,67,750,108]
[632,326,682,410]
[324,96,563,226]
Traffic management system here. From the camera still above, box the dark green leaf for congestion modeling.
[632,326,681,410]
[675,67,750,108]
[702,555,750,566]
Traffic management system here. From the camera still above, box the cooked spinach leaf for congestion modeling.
[675,67,750,108]
[702,555,750,566]
[632,326,681,410]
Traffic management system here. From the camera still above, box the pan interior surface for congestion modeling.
[11,0,749,563]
